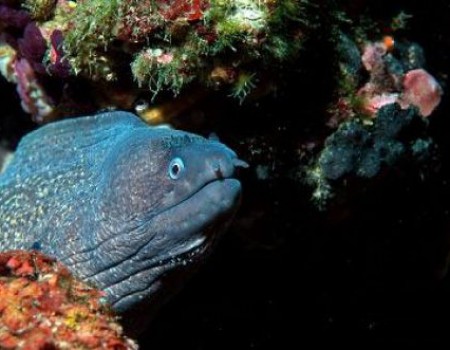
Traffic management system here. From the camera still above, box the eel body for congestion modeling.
[0,111,245,313]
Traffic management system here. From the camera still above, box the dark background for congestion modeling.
[148,1,450,347]
[2,0,450,348]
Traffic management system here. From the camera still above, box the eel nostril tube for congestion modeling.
[233,158,249,169]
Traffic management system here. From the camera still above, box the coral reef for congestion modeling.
[65,0,305,96]
[0,250,138,350]
[308,34,443,206]
[0,0,307,122]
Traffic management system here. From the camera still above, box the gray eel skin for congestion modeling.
[0,111,246,314]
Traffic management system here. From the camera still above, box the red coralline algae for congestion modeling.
[0,250,138,350]
[114,0,208,43]
[399,68,443,117]
[158,0,208,21]
[14,58,54,122]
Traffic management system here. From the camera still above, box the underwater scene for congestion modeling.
[0,0,450,348]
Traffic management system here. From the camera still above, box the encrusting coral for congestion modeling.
[0,250,138,350]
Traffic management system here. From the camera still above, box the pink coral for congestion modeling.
[361,42,386,72]
[360,92,399,116]
[399,68,443,117]
[356,39,442,119]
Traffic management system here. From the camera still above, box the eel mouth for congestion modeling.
[92,178,242,310]
[108,235,211,310]
[131,177,242,262]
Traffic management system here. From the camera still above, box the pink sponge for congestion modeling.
[400,68,443,117]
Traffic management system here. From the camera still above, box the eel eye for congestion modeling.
[168,157,185,179]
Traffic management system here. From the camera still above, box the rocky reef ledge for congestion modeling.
[0,250,138,350]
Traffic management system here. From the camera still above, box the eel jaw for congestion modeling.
[109,233,212,312]
[91,178,242,312]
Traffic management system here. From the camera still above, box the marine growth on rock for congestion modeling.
[308,34,443,206]
[0,250,138,350]
[0,0,307,121]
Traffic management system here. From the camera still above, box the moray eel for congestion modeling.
[0,111,246,314]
